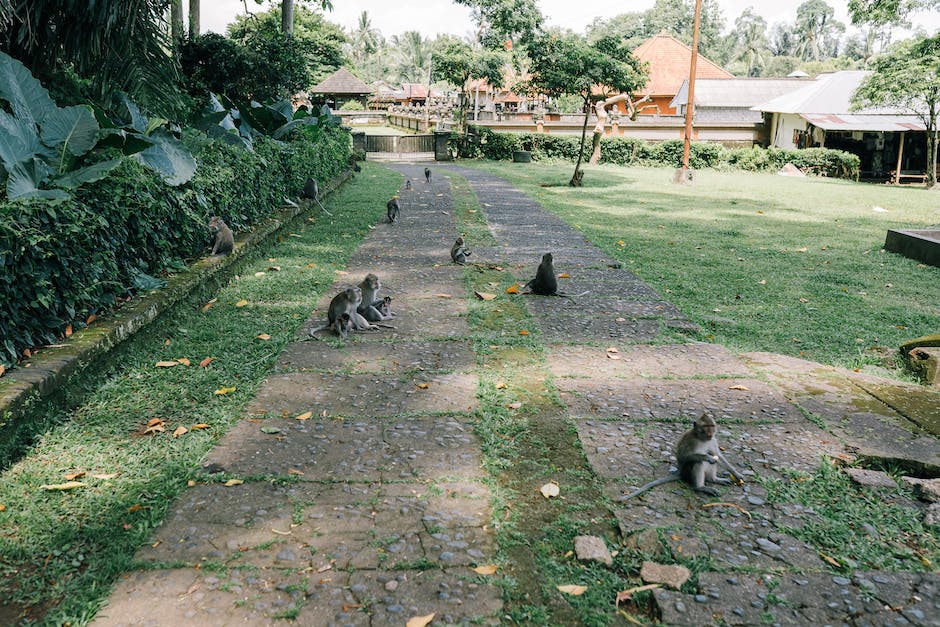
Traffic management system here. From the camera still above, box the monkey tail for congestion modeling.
[620,474,680,500]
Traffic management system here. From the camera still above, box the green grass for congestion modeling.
[0,163,402,625]
[461,161,940,370]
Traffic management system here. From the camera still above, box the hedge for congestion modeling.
[457,126,860,179]
[0,126,350,366]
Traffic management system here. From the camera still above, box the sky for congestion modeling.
[196,0,940,39]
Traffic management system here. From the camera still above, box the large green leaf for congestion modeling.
[119,94,149,133]
[6,159,67,201]
[0,110,41,170]
[0,51,56,127]
[133,129,196,186]
[41,105,100,159]
[53,159,122,189]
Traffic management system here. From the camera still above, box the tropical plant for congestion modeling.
[793,0,845,61]
[727,8,770,76]
[390,31,433,84]
[346,11,382,67]
[454,0,544,48]
[848,0,940,26]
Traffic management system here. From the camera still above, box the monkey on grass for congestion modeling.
[621,414,743,499]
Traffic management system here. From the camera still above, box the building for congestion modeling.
[753,70,929,181]
[309,68,373,110]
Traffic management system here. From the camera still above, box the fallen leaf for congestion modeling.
[254,272,266,277]
[201,298,217,313]
[191,424,210,430]
[795,247,808,252]
[86,313,97,324]
[475,291,497,300]
[506,283,520,294]
[472,564,498,575]
[199,357,214,368]
[607,353,622,360]
[40,481,85,491]
[257,333,272,340]
[728,385,750,391]
[146,418,164,426]
[173,426,188,438]
[288,468,305,476]
[0,364,4,378]
[518,329,529,336]
[540,482,560,498]
[495,382,507,390]
[64,471,85,481]
[155,361,178,368]
[435,293,452,299]
[406,614,435,627]
[335,270,349,275]
[305,263,317,268]
[127,503,144,513]
[187,480,197,487]
[615,584,660,605]
[606,347,619,353]
[143,419,166,435]
[235,299,249,307]
[0,504,6,512]
[295,411,313,421]
[758,279,767,285]
[92,473,118,480]
[506,401,522,409]
[557,273,571,278]
[416,382,430,389]
[557,584,587,596]
[819,551,841,567]
[799,298,809,303]
[175,358,191,366]
[261,426,282,434]
[64,324,73,338]
[224,479,243,487]
[267,266,281,272]
[214,386,236,395]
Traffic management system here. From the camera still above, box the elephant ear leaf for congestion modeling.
[133,129,196,186]
[41,105,100,157]
[0,51,56,127]
[6,159,67,201]
[53,158,122,189]
[0,109,41,170]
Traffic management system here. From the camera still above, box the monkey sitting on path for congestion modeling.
[621,414,743,499]
[209,216,234,255]
[357,273,395,322]
[308,287,375,338]
[424,167,432,184]
[386,197,400,223]
[520,252,588,298]
[450,237,472,265]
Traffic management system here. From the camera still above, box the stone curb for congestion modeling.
[0,170,353,461]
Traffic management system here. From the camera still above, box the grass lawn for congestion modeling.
[462,161,940,371]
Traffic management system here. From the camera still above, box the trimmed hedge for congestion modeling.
[457,126,860,179]
[0,126,350,366]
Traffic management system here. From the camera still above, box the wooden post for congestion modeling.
[681,0,703,172]
[895,132,905,185]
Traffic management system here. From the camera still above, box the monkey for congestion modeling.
[308,287,376,337]
[332,312,352,339]
[386,197,400,223]
[353,162,361,173]
[378,296,393,319]
[519,252,589,299]
[357,273,395,322]
[424,167,432,184]
[302,177,333,216]
[621,414,743,500]
[209,216,234,255]
[405,179,412,191]
[450,237,472,265]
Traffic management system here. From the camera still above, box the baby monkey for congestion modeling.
[622,414,743,499]
[450,237,472,265]
[332,312,352,339]
[209,216,234,255]
[387,197,400,223]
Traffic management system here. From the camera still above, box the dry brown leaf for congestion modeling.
[173,426,188,438]
[557,273,571,278]
[224,479,243,487]
[615,584,660,605]
[506,401,522,410]
[143,419,166,435]
[416,382,430,390]
[819,552,841,567]
[214,386,237,395]
[86,313,97,324]
[40,481,85,491]
[540,482,560,498]
[518,329,529,336]
[0,364,5,378]
[472,564,498,575]
[235,299,249,307]
[254,271,266,277]
[201,298,217,313]
[64,324,73,338]
[288,468,305,476]
[127,503,144,513]
[406,614,435,627]
[475,291,497,301]
[334,270,349,275]
[557,584,587,596]
[305,263,317,268]
[728,385,750,391]
[191,423,210,430]
[267,265,281,272]
[92,473,118,480]
[256,333,272,341]
[758,279,767,285]
[146,418,164,426]
[505,283,520,294]
[155,361,178,368]
[795,247,808,252]
[495,382,507,390]
[434,293,452,299]
[0,504,6,512]
[607,353,622,360]
[64,471,85,481]
[199,357,214,368]
[187,480,197,487]
[295,411,313,421]
[175,358,190,366]
[606,347,619,353]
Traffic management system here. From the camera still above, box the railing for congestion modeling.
[365,134,434,153]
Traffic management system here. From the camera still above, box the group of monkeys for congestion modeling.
[385,166,432,224]
[308,272,394,340]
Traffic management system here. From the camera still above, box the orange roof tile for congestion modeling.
[632,33,732,96]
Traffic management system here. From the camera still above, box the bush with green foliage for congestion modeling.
[458,126,860,179]
[0,126,350,366]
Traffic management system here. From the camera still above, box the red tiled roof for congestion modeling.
[633,33,732,96]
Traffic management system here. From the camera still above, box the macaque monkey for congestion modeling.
[405,179,412,191]
[308,287,375,337]
[209,216,234,255]
[621,414,743,499]
[520,252,588,299]
[302,177,332,216]
[332,312,352,339]
[450,237,472,265]
[378,296,393,319]
[424,167,432,184]
[357,273,394,322]
[386,197,400,223]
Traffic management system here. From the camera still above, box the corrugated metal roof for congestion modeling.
[671,78,811,109]
[801,113,926,132]
[752,71,901,114]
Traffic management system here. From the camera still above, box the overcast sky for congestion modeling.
[196,0,939,39]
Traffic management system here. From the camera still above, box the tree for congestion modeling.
[727,8,770,76]
[848,0,940,26]
[189,0,200,38]
[526,33,647,186]
[347,11,381,67]
[454,0,544,48]
[390,31,432,84]
[793,0,844,61]
[853,34,940,188]
[433,38,504,134]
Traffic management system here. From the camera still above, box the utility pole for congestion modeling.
[681,0,703,175]
[424,54,433,132]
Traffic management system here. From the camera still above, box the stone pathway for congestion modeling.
[93,163,940,626]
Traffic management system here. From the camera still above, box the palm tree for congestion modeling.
[347,11,380,68]
[390,31,431,84]
[729,8,769,76]
[793,0,845,61]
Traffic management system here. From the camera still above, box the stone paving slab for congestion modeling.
[548,343,752,378]
[556,377,803,422]
[245,372,477,417]
[204,417,484,481]
[536,313,663,343]
[277,339,475,373]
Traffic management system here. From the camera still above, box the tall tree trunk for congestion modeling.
[282,0,294,35]
[170,0,184,48]
[570,95,590,187]
[188,0,200,39]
